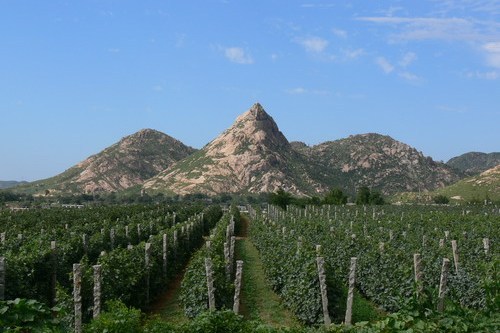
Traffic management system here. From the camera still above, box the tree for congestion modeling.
[369,190,385,205]
[355,186,371,205]
[269,189,293,210]
[433,195,449,204]
[323,188,347,205]
[356,186,385,205]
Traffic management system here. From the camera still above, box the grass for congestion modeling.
[149,271,189,325]
[235,217,301,328]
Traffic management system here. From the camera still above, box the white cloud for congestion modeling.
[483,42,500,68]
[285,87,331,95]
[398,71,421,82]
[224,47,254,64]
[296,36,329,53]
[399,52,417,67]
[107,48,120,53]
[152,85,164,92]
[286,87,307,94]
[376,57,394,73]
[357,16,483,42]
[332,28,347,38]
[466,70,499,80]
[301,3,335,8]
[271,53,279,61]
[343,48,364,60]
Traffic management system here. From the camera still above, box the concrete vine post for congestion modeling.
[437,258,450,312]
[110,228,115,250]
[73,264,82,333]
[230,236,236,277]
[162,234,168,277]
[483,238,490,255]
[345,257,357,325]
[50,241,57,306]
[224,242,230,281]
[93,265,102,318]
[316,256,331,326]
[451,240,459,274]
[145,243,152,305]
[413,253,423,296]
[0,232,5,245]
[173,230,178,258]
[82,234,88,255]
[233,260,244,314]
[0,257,5,300]
[205,257,215,311]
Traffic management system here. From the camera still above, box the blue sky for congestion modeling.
[1,0,499,181]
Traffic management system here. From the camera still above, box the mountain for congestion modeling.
[143,103,324,195]
[446,152,500,175]
[14,129,196,196]
[295,133,462,195]
[435,164,500,202]
[0,181,28,189]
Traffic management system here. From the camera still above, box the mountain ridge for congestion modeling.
[143,103,324,195]
[10,103,480,197]
[12,129,196,196]
[446,152,500,175]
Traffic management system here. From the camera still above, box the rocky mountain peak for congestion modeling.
[143,103,321,195]
[210,103,289,154]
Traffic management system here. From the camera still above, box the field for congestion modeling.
[0,203,498,332]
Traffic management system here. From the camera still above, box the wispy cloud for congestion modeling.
[483,42,500,68]
[432,0,500,15]
[286,87,307,94]
[301,3,335,8]
[359,14,500,70]
[376,54,421,82]
[285,87,331,95]
[376,57,395,73]
[399,52,417,67]
[343,48,364,60]
[295,36,329,53]
[223,47,254,64]
[332,28,347,38]
[398,71,421,82]
[465,70,499,80]
[357,16,478,42]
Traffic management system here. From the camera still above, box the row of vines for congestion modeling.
[0,203,223,325]
[249,204,498,326]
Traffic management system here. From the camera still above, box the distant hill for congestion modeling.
[143,103,323,196]
[447,152,500,175]
[14,129,196,196]
[144,104,461,196]
[435,164,500,202]
[295,134,462,195]
[11,103,469,198]
[0,181,28,189]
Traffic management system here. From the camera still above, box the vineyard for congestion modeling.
[0,203,498,332]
